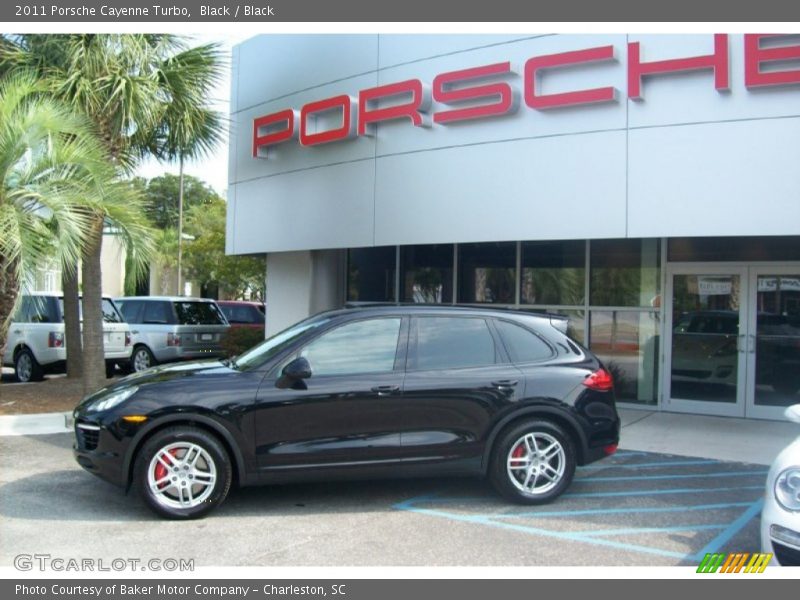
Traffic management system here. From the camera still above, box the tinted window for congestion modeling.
[173,302,224,325]
[300,318,401,376]
[235,318,330,371]
[495,320,553,363]
[143,301,174,324]
[118,300,142,323]
[220,304,264,324]
[25,296,56,323]
[57,298,123,323]
[414,317,498,370]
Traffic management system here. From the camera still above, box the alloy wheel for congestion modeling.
[147,442,217,510]
[16,353,32,382]
[506,431,566,495]
[133,349,151,372]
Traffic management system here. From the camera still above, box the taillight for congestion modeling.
[167,333,181,347]
[582,368,613,391]
[48,332,64,348]
[124,332,131,347]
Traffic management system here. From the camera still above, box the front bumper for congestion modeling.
[760,498,800,566]
[73,419,129,488]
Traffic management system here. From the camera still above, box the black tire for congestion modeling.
[105,361,116,379]
[131,345,156,373]
[134,426,232,519]
[14,348,44,383]
[489,420,576,505]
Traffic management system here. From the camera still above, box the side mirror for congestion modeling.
[276,357,312,389]
[785,404,800,425]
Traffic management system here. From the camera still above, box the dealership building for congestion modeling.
[226,33,800,420]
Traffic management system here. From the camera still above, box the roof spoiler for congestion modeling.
[549,315,569,335]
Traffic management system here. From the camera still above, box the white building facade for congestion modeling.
[227,34,800,420]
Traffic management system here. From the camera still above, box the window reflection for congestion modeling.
[301,318,401,376]
[590,310,658,405]
[458,242,516,304]
[521,240,585,305]
[400,244,453,303]
[590,239,660,307]
[754,275,800,407]
[347,247,396,302]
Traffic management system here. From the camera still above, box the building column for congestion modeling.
[265,249,345,337]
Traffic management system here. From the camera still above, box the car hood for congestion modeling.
[79,359,234,406]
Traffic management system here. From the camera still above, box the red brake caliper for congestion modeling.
[512,444,526,459]
[154,449,180,488]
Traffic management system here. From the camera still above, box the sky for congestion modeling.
[135,33,254,195]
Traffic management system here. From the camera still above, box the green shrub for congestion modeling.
[220,327,265,357]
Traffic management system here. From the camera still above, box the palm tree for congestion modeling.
[0,71,106,361]
[1,34,222,393]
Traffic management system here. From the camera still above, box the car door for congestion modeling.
[401,315,524,465]
[253,316,408,473]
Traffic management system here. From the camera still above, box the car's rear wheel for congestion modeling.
[490,420,576,504]
[131,346,156,373]
[14,348,44,383]
[135,427,232,519]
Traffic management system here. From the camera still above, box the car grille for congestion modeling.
[773,541,800,566]
[75,423,100,451]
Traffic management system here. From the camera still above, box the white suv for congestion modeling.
[2,293,132,382]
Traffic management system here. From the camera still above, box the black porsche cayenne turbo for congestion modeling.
[73,305,620,519]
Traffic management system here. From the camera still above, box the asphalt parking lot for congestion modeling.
[0,432,767,567]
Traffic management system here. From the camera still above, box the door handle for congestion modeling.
[748,334,756,354]
[492,379,519,389]
[371,385,400,396]
[737,334,745,354]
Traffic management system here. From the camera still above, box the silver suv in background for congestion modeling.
[2,293,131,382]
[114,297,230,373]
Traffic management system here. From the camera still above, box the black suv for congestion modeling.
[73,305,620,519]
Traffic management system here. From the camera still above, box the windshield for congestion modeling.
[232,317,330,370]
[173,301,226,325]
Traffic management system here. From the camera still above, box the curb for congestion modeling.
[0,412,73,436]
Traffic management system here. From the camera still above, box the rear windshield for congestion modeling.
[173,301,226,325]
[58,298,124,323]
[219,304,265,324]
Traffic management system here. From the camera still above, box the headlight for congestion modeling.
[774,467,800,512]
[87,386,139,413]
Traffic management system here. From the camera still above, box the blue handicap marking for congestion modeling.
[393,452,767,561]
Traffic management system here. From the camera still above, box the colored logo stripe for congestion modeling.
[697,552,772,573]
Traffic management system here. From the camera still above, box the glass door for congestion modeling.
[745,266,800,420]
[664,265,749,417]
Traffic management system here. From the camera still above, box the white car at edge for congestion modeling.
[761,403,800,566]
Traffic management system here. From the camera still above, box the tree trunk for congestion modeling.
[81,215,107,395]
[62,261,83,378]
[0,254,20,381]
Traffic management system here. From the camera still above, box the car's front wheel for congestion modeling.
[134,427,232,519]
[490,420,576,504]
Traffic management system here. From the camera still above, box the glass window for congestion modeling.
[590,239,660,307]
[347,247,396,302]
[143,301,174,325]
[458,242,516,304]
[220,304,265,325]
[521,240,585,305]
[117,300,142,323]
[400,244,453,303]
[521,308,586,345]
[300,318,401,376]
[590,310,659,405]
[236,318,330,371]
[495,320,553,363]
[668,236,800,262]
[173,301,225,325]
[58,298,123,323]
[413,317,498,370]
